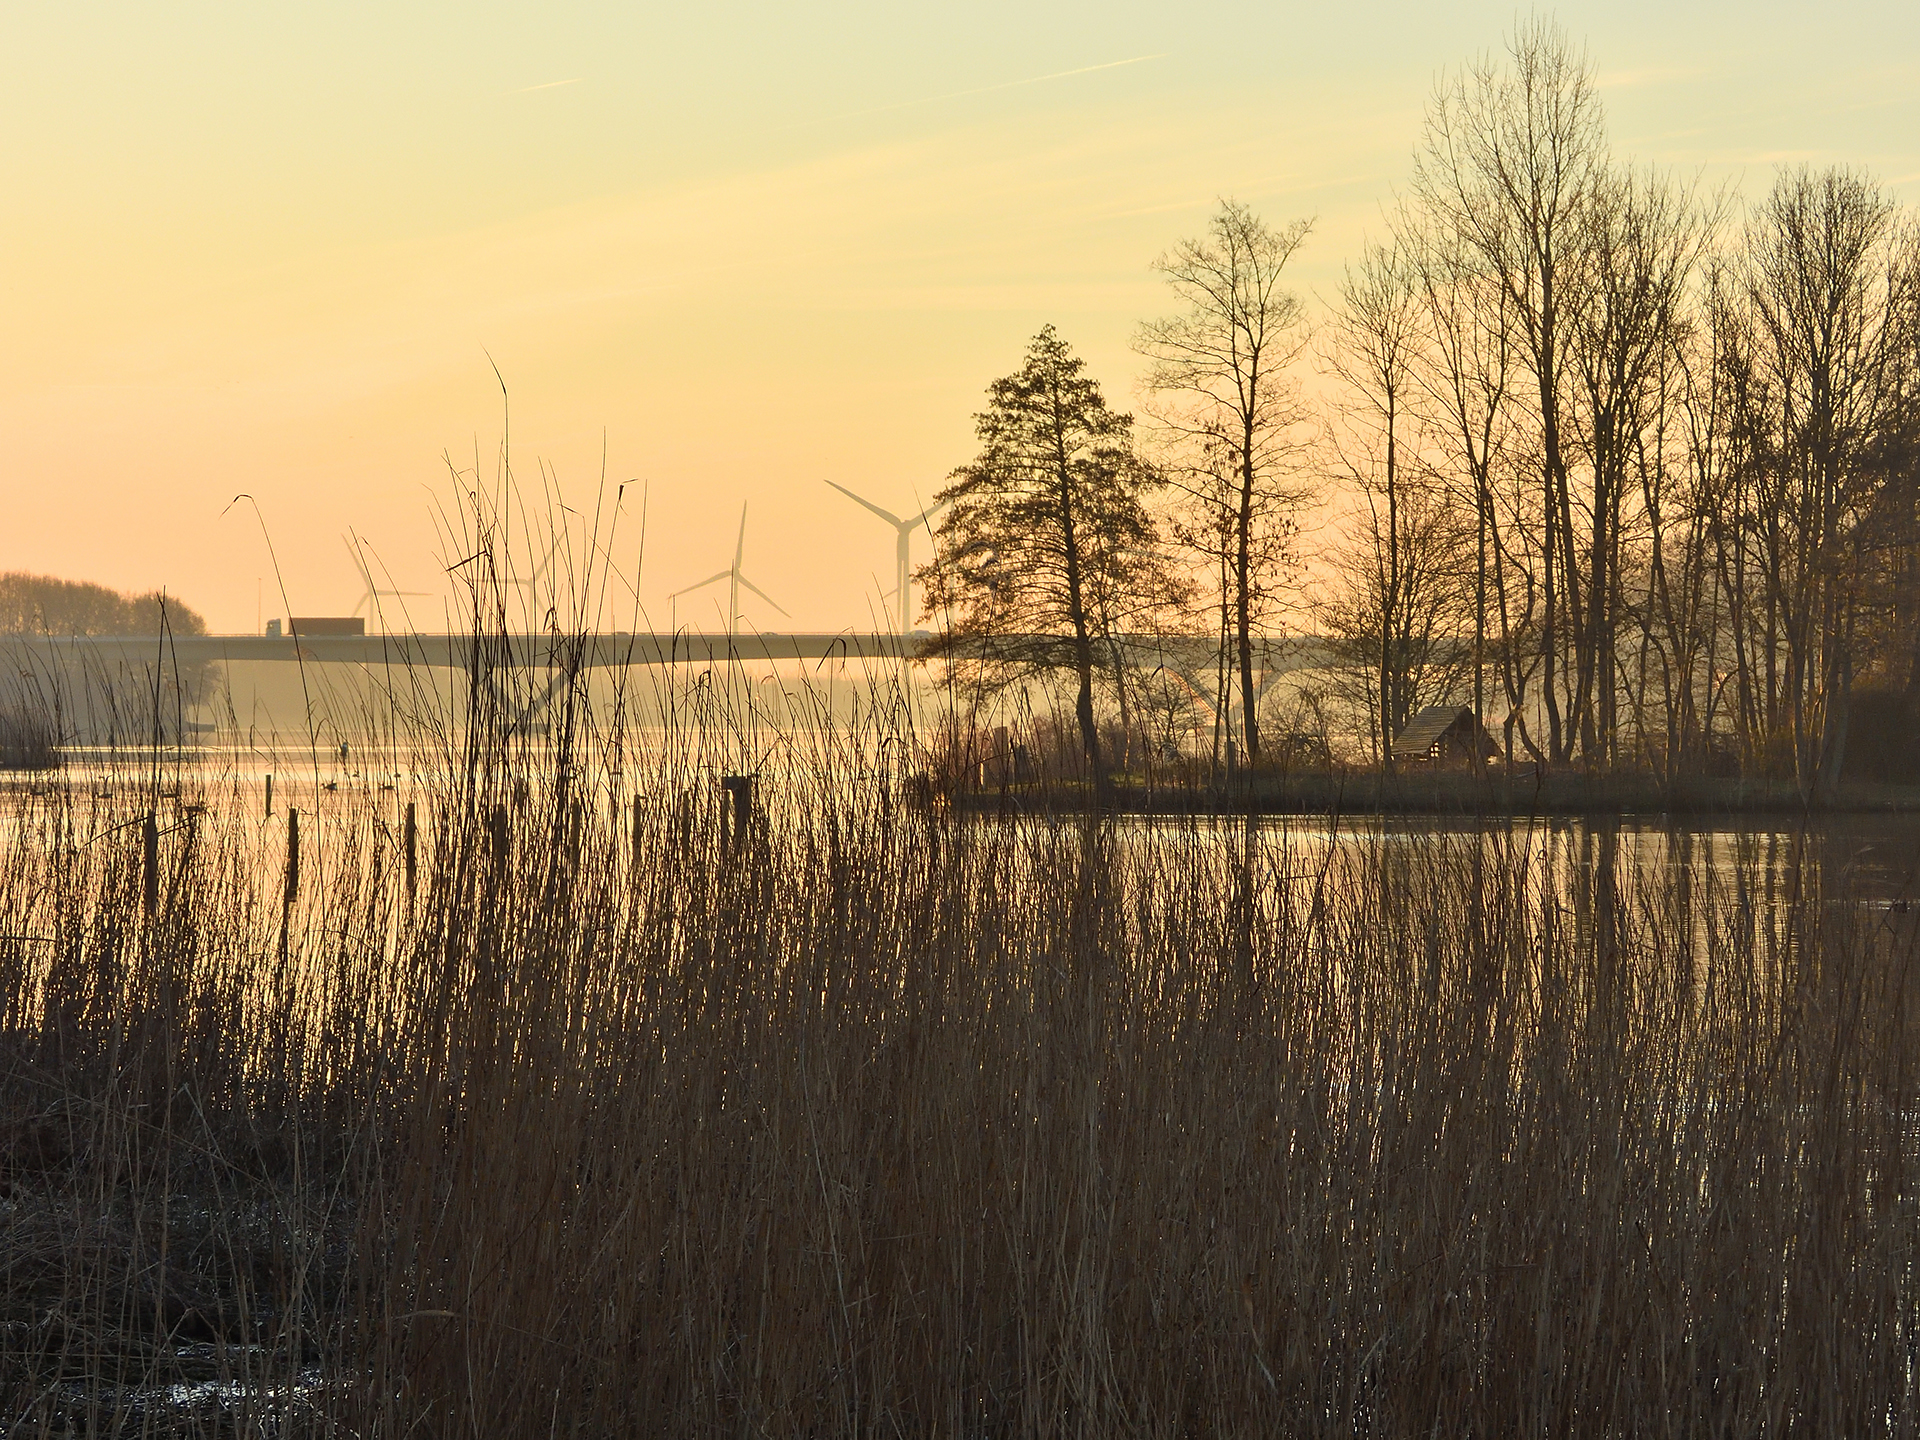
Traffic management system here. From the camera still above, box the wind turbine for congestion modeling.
[668,503,788,636]
[502,535,560,625]
[346,538,428,632]
[824,481,945,639]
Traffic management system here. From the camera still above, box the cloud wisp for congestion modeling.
[512,78,586,95]
[817,53,1170,126]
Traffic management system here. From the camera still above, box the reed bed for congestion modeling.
[3,660,1919,1436]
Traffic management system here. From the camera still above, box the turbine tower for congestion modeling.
[503,535,559,625]
[668,502,788,636]
[824,481,945,641]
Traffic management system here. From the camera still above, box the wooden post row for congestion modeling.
[404,801,418,898]
[285,808,301,905]
[142,811,159,917]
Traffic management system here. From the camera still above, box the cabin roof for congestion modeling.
[1390,704,1475,759]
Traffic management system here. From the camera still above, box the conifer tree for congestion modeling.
[918,326,1177,789]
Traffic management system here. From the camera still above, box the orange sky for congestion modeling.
[3,1,1915,634]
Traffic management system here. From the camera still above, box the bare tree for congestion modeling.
[1322,240,1441,766]
[1565,165,1712,767]
[1314,481,1475,764]
[0,573,209,637]
[1410,17,1606,765]
[1710,167,1920,793]
[1622,282,1724,782]
[1137,200,1314,767]
[1399,206,1548,766]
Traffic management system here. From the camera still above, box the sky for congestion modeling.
[2,1,1916,635]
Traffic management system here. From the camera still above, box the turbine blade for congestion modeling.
[825,479,903,527]
[344,536,379,594]
[668,569,732,601]
[735,502,748,570]
[735,574,789,618]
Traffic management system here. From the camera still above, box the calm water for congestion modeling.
[7,748,1920,935]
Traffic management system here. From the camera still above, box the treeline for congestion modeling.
[0,571,207,638]
[919,19,1920,793]
[0,573,211,761]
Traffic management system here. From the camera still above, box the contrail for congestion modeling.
[513,77,585,94]
[821,53,1169,124]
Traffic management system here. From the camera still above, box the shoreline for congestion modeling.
[949,773,1920,819]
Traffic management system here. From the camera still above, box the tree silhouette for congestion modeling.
[1138,200,1313,767]
[918,327,1177,790]
[0,572,206,637]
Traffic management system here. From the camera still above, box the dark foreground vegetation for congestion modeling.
[5,674,1920,1437]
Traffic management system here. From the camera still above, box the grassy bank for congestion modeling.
[952,769,1920,818]
[4,702,1920,1435]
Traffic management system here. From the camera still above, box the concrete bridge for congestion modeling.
[0,631,1341,739]
[0,630,1335,671]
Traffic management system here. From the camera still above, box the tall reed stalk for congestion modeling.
[4,534,1918,1436]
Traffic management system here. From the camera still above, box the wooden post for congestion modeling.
[491,803,509,867]
[720,775,754,850]
[284,808,300,905]
[142,812,159,917]
[264,773,273,818]
[404,801,417,899]
[631,796,643,871]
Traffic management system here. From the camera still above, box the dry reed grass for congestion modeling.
[3,599,1918,1436]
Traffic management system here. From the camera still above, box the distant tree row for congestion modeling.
[0,574,211,756]
[0,572,207,638]
[920,18,1920,795]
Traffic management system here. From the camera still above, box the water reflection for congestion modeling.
[8,747,1920,946]
[1114,811,1920,978]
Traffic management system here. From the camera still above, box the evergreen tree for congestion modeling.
[918,326,1177,789]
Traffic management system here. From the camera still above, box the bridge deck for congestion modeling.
[3,632,1334,671]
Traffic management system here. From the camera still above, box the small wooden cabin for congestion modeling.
[1390,705,1499,767]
